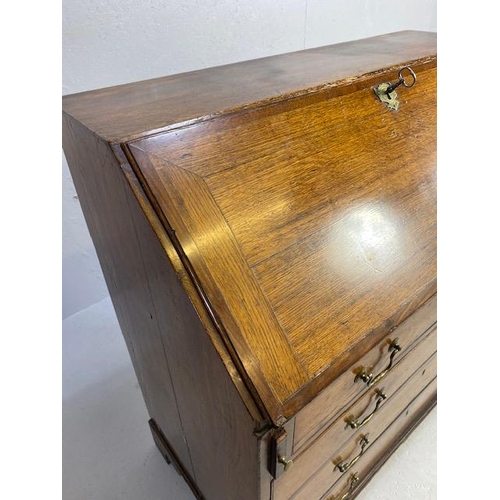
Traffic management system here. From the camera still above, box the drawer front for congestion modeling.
[292,356,436,500]
[294,295,436,452]
[273,336,436,500]
[321,377,436,500]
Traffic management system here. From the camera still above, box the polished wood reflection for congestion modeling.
[63,31,437,499]
[128,65,436,422]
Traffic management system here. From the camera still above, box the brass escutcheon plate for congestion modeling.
[374,82,399,111]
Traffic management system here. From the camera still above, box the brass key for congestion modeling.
[385,66,417,95]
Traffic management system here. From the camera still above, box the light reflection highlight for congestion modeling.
[328,203,403,277]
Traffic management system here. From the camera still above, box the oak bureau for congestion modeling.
[62,31,437,500]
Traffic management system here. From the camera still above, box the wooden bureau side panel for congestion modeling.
[119,161,266,425]
[62,114,194,478]
[63,115,261,500]
[125,181,261,500]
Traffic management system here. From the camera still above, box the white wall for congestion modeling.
[62,0,436,318]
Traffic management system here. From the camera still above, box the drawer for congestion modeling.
[293,295,436,453]
[273,337,436,500]
[292,355,436,500]
[321,377,437,500]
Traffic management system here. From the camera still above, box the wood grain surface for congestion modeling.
[62,116,195,477]
[62,31,436,143]
[128,63,436,424]
[62,30,438,500]
[293,296,436,452]
[291,358,436,500]
[321,378,437,500]
[63,117,262,500]
[273,330,436,500]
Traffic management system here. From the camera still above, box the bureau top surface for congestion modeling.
[62,31,436,143]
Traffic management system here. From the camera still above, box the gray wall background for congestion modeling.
[62,0,437,319]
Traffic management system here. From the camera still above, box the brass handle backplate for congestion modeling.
[327,474,360,500]
[347,390,387,429]
[270,427,293,478]
[355,338,401,387]
[336,435,369,473]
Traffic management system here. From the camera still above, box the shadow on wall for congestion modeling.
[62,251,108,319]
[63,153,109,319]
